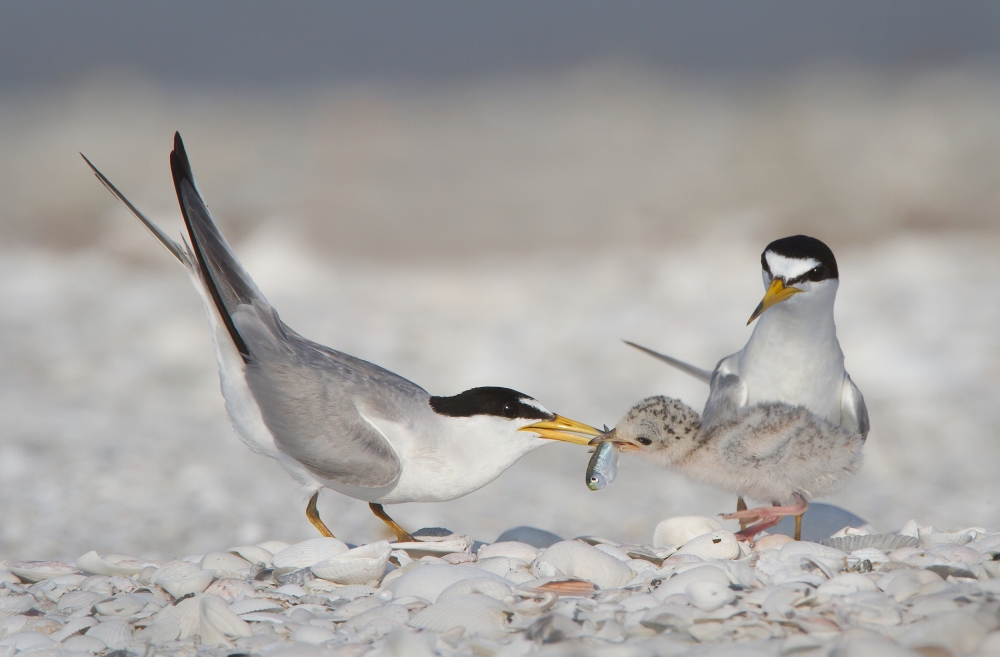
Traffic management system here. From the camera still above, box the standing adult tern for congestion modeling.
[82,133,600,541]
[626,236,868,538]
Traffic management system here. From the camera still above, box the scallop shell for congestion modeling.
[0,569,20,585]
[676,530,740,560]
[137,619,182,643]
[651,565,730,601]
[388,564,508,603]
[0,615,28,636]
[475,556,529,579]
[152,595,201,639]
[652,516,723,548]
[0,631,55,651]
[199,594,252,646]
[227,545,273,567]
[291,625,339,645]
[522,578,596,597]
[919,531,976,547]
[532,541,635,589]
[270,538,349,569]
[9,561,79,582]
[437,577,512,601]
[204,578,256,603]
[200,552,252,575]
[256,540,291,555]
[409,593,512,639]
[310,541,391,586]
[441,552,476,565]
[228,598,284,615]
[76,552,146,577]
[685,580,736,611]
[85,618,133,650]
[342,603,409,629]
[49,616,98,642]
[92,594,147,617]
[60,634,108,653]
[157,569,216,598]
[821,534,919,552]
[0,594,35,618]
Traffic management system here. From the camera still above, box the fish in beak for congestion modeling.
[520,415,603,445]
[747,278,802,325]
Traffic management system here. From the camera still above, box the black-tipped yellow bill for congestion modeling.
[747,278,802,325]
[520,415,603,445]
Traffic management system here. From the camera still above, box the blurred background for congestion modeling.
[2,2,999,560]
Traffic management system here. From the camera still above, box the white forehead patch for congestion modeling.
[521,398,550,415]
[764,252,819,280]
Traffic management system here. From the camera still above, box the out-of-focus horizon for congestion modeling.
[2,2,1000,559]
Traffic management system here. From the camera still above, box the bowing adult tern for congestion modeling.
[82,133,600,541]
[626,236,868,538]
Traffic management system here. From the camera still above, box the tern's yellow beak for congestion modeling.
[520,415,603,445]
[747,278,802,325]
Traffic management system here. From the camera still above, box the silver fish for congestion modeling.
[586,438,619,491]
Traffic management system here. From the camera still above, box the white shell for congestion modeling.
[9,561,78,583]
[60,634,107,653]
[532,541,635,589]
[138,619,182,643]
[343,604,409,629]
[409,593,511,639]
[821,534,919,552]
[919,530,976,547]
[311,541,391,586]
[437,577,512,601]
[388,564,508,603]
[652,565,730,601]
[685,580,736,611]
[291,625,338,645]
[0,595,34,618]
[256,540,291,555]
[0,631,55,650]
[158,569,216,598]
[229,598,284,615]
[85,618,133,650]
[0,569,19,585]
[477,542,539,562]
[56,590,101,614]
[200,552,252,574]
[152,596,202,639]
[676,530,740,560]
[652,517,723,548]
[76,552,145,577]
[816,573,879,597]
[93,594,147,617]
[271,538,349,569]
[779,541,848,572]
[227,545,274,567]
[50,616,99,642]
[199,594,253,645]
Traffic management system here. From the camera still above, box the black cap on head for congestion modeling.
[761,235,839,281]
[429,387,553,420]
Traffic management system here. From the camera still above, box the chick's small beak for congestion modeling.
[747,278,802,325]
[520,415,602,445]
[588,429,640,451]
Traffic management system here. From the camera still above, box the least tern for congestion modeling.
[626,235,868,537]
[593,396,864,542]
[82,133,600,541]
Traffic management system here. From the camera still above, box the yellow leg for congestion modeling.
[306,491,334,538]
[794,514,803,541]
[736,497,749,531]
[369,503,414,543]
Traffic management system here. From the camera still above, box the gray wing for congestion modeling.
[701,356,749,428]
[169,133,419,487]
[840,373,869,440]
[623,341,713,383]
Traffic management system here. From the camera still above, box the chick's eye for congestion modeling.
[637,437,653,446]
[502,402,519,418]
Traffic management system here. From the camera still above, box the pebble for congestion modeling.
[0,518,997,654]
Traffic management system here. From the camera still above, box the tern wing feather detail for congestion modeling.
[840,374,869,440]
[701,356,749,427]
[623,341,713,383]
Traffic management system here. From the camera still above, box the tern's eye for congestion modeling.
[636,437,653,446]
[502,402,519,418]
[806,266,826,282]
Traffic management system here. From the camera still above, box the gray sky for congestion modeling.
[3,1,1000,88]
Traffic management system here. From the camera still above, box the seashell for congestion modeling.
[593,544,631,562]
[227,545,273,567]
[532,541,634,589]
[475,556,528,579]
[393,537,474,559]
[137,618,182,643]
[311,541,391,586]
[522,578,596,597]
[228,598,284,615]
[9,561,78,583]
[157,569,216,599]
[0,615,29,636]
[270,538,349,569]
[676,530,739,560]
[437,577,512,601]
[85,618,133,650]
[331,584,378,600]
[273,583,307,597]
[919,530,977,547]
[0,594,35,618]
[849,548,892,565]
[277,567,314,587]
[291,625,338,645]
[0,569,20,585]
[441,552,476,565]
[343,603,409,629]
[151,594,202,639]
[331,595,384,621]
[524,612,582,643]
[60,634,107,653]
[24,617,62,635]
[652,517,722,548]
[409,593,511,639]
[236,612,286,625]
[49,616,99,642]
[651,565,730,601]
[816,572,878,597]
[967,533,1000,552]
[200,552,252,574]
[0,631,55,650]
[619,593,659,613]
[477,542,539,562]
[203,578,255,603]
[92,594,147,617]
[199,594,252,646]
[899,610,990,654]
[820,534,919,552]
[619,545,668,565]
[779,541,848,572]
[255,540,290,554]
[76,552,146,578]
[927,544,982,565]
[685,581,736,611]
[388,564,509,603]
